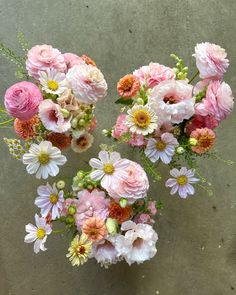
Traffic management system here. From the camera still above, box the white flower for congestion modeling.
[24,214,52,254]
[115,221,158,265]
[67,64,107,104]
[71,131,94,153]
[39,68,69,95]
[126,104,158,135]
[89,151,130,190]
[165,167,200,199]
[35,183,64,219]
[22,141,67,179]
[145,132,179,164]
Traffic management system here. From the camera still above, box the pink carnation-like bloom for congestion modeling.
[63,53,85,71]
[26,45,66,79]
[75,189,109,228]
[38,99,71,133]
[133,62,175,88]
[67,64,107,104]
[185,114,218,135]
[4,81,43,120]
[112,114,145,147]
[149,80,194,124]
[193,42,229,79]
[195,80,234,123]
[107,161,149,204]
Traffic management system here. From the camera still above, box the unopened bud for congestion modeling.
[60,108,70,118]
[189,138,198,146]
[68,206,76,215]
[106,218,118,235]
[176,147,185,154]
[56,180,65,189]
[119,198,128,208]
[136,98,144,105]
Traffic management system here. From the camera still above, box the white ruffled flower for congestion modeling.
[71,131,94,153]
[22,141,67,179]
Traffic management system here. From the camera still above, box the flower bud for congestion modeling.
[106,218,118,235]
[66,216,75,224]
[60,108,70,118]
[102,129,109,136]
[119,198,128,208]
[78,119,86,126]
[189,138,198,146]
[176,147,185,154]
[68,206,76,215]
[71,118,78,128]
[56,180,65,189]
[136,98,144,105]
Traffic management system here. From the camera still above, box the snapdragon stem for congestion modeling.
[188,70,199,84]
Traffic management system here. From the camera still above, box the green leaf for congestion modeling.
[115,98,133,105]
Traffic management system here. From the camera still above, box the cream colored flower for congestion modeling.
[71,132,94,153]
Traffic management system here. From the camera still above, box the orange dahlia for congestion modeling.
[82,217,107,242]
[190,127,216,154]
[117,74,140,98]
[14,115,40,139]
[46,132,72,150]
[109,201,132,224]
[81,54,96,67]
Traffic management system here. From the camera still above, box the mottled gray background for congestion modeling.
[0,0,236,294]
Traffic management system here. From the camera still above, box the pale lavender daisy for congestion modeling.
[89,151,130,190]
[35,183,64,220]
[24,214,52,254]
[165,167,200,199]
[144,132,179,164]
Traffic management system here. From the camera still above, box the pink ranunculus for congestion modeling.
[107,161,149,204]
[4,81,43,120]
[185,114,219,135]
[75,189,109,228]
[66,64,107,104]
[193,42,229,79]
[38,99,71,133]
[195,80,234,122]
[63,53,85,71]
[26,45,67,79]
[133,62,175,88]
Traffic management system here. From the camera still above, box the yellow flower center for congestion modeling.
[50,193,58,204]
[37,228,46,240]
[103,163,114,174]
[47,80,59,91]
[76,245,86,255]
[38,153,50,165]
[156,140,166,151]
[133,110,151,128]
[176,175,188,186]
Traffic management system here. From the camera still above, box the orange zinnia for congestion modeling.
[82,217,107,242]
[14,115,40,140]
[47,132,72,150]
[109,201,132,224]
[190,128,216,154]
[117,74,140,98]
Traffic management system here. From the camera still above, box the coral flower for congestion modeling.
[14,115,40,140]
[47,132,71,150]
[109,201,132,224]
[117,74,140,98]
[82,217,107,242]
[81,54,96,66]
[190,128,216,154]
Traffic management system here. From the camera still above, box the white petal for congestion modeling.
[98,151,109,164]
[25,223,37,233]
[170,184,179,195]
[89,158,103,169]
[110,152,121,164]
[33,239,42,254]
[90,170,104,181]
[24,233,37,243]
[26,162,40,174]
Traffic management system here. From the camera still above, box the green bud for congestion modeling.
[60,108,70,118]
[182,66,188,73]
[71,118,78,128]
[66,216,75,224]
[102,129,109,136]
[68,206,76,215]
[189,138,198,146]
[78,119,86,126]
[136,98,144,105]
[56,180,65,189]
[119,198,128,208]
[77,171,84,178]
[78,182,84,188]
[106,218,118,235]
[176,147,185,154]
[172,67,179,74]
[87,184,93,190]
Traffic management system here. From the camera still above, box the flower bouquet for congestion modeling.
[24,150,160,267]
[0,33,107,179]
[107,42,234,198]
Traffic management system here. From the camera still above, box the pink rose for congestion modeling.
[107,161,149,204]
[4,81,43,120]
[26,45,66,79]
[193,42,229,79]
[195,80,234,122]
[133,62,175,88]
[63,53,85,71]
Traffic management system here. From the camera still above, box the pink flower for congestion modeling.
[193,42,229,79]
[88,117,97,133]
[134,213,154,225]
[67,64,107,104]
[149,80,194,124]
[61,198,80,216]
[63,53,85,71]
[4,81,43,120]
[26,45,66,79]
[38,99,71,133]
[185,114,218,135]
[133,62,175,88]
[75,189,109,228]
[107,161,149,204]
[195,80,234,122]
[147,201,157,215]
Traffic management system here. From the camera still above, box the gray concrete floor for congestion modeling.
[0,0,236,294]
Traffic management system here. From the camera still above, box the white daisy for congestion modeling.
[22,141,67,179]
[126,104,158,135]
[89,151,130,190]
[24,214,52,254]
[39,68,68,95]
[35,183,64,220]
[145,132,179,164]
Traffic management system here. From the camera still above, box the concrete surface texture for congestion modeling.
[0,0,236,294]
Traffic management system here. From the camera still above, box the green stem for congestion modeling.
[188,70,199,84]
[0,118,14,126]
[52,228,68,234]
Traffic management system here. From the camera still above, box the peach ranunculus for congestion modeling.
[26,45,67,79]
[190,127,216,154]
[117,74,140,98]
[193,42,229,79]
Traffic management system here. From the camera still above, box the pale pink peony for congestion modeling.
[107,161,149,204]
[185,114,218,135]
[193,42,229,79]
[67,64,107,104]
[195,80,234,122]
[4,81,43,120]
[133,62,175,88]
[38,99,71,133]
[149,80,194,124]
[75,189,109,228]
[26,45,66,79]
[63,53,85,71]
